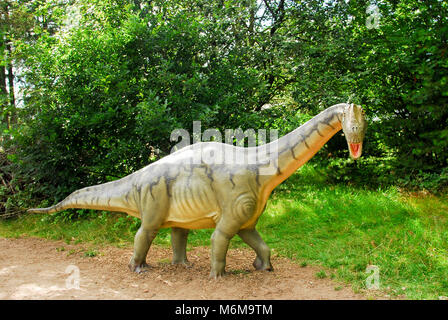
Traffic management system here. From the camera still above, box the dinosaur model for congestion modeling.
[28,103,367,278]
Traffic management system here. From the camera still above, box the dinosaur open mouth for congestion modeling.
[349,143,362,160]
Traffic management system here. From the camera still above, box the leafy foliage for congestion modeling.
[0,0,447,213]
[287,1,448,184]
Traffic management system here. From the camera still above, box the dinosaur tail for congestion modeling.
[27,202,68,214]
[27,178,138,216]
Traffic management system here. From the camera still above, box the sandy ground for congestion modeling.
[0,237,366,300]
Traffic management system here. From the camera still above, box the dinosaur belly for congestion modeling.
[162,176,220,229]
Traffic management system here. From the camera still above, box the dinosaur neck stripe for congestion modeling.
[316,127,324,137]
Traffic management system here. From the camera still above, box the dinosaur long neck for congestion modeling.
[258,103,345,193]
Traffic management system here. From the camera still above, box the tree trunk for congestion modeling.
[0,0,7,127]
[1,1,15,127]
[6,41,15,126]
[0,64,8,129]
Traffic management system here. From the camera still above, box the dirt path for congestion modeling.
[0,237,365,300]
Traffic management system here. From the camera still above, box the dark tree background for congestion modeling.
[1,0,447,214]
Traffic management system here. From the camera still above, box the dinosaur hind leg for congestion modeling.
[238,228,273,271]
[129,202,168,273]
[171,227,190,265]
[129,226,158,273]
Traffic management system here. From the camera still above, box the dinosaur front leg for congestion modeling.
[129,226,158,273]
[171,227,190,265]
[238,228,273,271]
[209,196,258,278]
[209,228,234,279]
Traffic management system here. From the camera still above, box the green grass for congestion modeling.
[1,164,447,299]
[316,270,327,279]
[84,249,99,257]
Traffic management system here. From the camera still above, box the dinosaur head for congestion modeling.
[341,103,367,160]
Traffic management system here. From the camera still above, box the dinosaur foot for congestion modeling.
[253,257,274,272]
[209,269,226,279]
[128,261,151,274]
[171,259,193,268]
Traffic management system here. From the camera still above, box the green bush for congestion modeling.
[2,0,448,213]
[11,2,272,204]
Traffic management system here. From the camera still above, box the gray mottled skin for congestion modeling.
[28,103,367,278]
